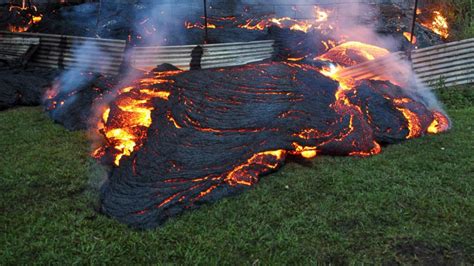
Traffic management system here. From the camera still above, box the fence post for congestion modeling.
[409,0,419,45]
[203,0,209,44]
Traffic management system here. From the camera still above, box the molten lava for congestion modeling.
[225,150,286,186]
[32,1,453,229]
[183,6,332,33]
[92,59,450,228]
[238,18,269,31]
[317,41,391,91]
[7,0,42,33]
[428,111,450,134]
[317,42,449,143]
[403,32,417,45]
[96,41,391,169]
[393,98,423,139]
[419,10,449,39]
[94,71,180,166]
[7,25,30,33]
[321,40,338,51]
[316,41,390,67]
[237,13,332,33]
[185,21,219,30]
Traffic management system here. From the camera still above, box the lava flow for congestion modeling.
[183,6,332,34]
[238,17,319,33]
[93,70,181,166]
[238,7,332,33]
[185,21,219,30]
[317,41,449,141]
[7,0,42,32]
[403,32,417,45]
[418,9,450,39]
[93,40,449,228]
[86,37,453,229]
[316,41,390,67]
[428,111,451,134]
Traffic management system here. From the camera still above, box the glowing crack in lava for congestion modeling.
[95,41,449,227]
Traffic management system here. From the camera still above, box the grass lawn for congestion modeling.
[1,91,473,264]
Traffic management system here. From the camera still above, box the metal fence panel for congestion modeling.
[0,31,127,75]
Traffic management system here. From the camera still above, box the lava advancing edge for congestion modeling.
[93,71,181,166]
[93,40,451,228]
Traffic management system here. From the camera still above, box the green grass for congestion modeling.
[1,103,473,264]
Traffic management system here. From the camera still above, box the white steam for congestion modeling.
[324,1,446,112]
[47,40,113,118]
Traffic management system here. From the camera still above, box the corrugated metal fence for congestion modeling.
[412,38,474,87]
[0,31,126,75]
[0,36,39,65]
[0,31,273,74]
[1,31,473,88]
[129,40,274,71]
[336,51,406,81]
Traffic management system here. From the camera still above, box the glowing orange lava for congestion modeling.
[94,37,449,174]
[94,71,179,166]
[237,6,331,33]
[419,10,449,39]
[403,32,417,44]
[7,1,42,33]
[316,41,439,152]
[395,107,422,139]
[321,40,338,51]
[7,25,30,33]
[238,18,268,31]
[32,15,42,24]
[287,57,305,62]
[291,143,318,159]
[185,21,218,30]
[314,6,329,22]
[225,150,286,186]
[428,111,450,134]
[317,41,390,67]
[318,41,449,142]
